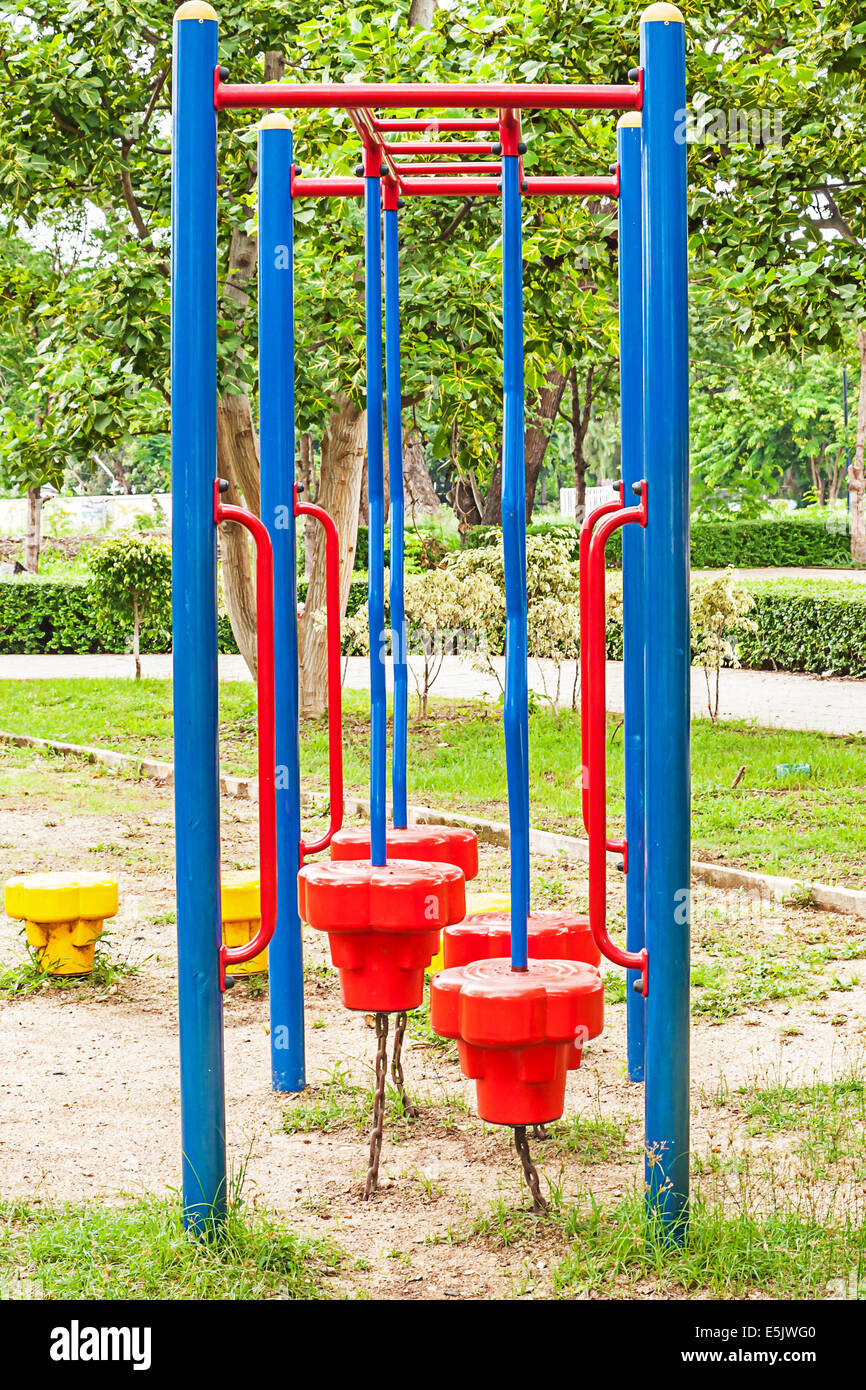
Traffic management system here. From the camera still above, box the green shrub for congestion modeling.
[465,515,852,570]
[89,533,172,678]
[738,580,866,678]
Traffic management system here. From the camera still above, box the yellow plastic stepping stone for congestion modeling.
[221,870,268,976]
[4,872,119,977]
[427,890,512,976]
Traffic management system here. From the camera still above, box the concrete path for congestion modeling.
[0,652,862,736]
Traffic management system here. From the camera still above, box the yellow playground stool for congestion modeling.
[428,890,512,975]
[221,870,268,976]
[4,872,119,977]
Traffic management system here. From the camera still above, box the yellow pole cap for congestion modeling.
[259,112,293,132]
[641,3,685,22]
[5,872,119,924]
[221,869,261,923]
[617,112,643,129]
[174,2,218,21]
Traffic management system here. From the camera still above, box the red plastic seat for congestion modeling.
[331,825,479,881]
[430,957,604,1125]
[444,910,600,971]
[299,858,463,1012]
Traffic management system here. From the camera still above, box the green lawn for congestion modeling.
[0,677,862,886]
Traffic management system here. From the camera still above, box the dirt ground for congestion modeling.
[0,749,864,1299]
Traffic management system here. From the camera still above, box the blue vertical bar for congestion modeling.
[618,115,647,1084]
[258,115,304,1092]
[640,3,690,1239]
[171,1,225,1231]
[501,149,530,969]
[365,164,387,866]
[384,202,408,829]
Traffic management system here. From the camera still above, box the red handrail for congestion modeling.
[294,485,344,859]
[214,480,278,990]
[579,482,627,859]
[586,481,649,996]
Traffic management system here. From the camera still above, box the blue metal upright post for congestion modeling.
[618,113,647,1084]
[258,114,305,1092]
[365,154,388,866]
[500,137,530,969]
[640,2,690,1239]
[384,192,408,828]
[170,0,225,1232]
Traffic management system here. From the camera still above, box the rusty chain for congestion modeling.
[513,1125,549,1212]
[364,1011,390,1199]
[391,1010,419,1119]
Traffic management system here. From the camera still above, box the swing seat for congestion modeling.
[443,911,602,1065]
[445,910,600,970]
[331,824,479,880]
[430,957,604,1125]
[298,857,464,1012]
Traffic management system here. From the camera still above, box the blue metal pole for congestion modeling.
[618,114,647,1084]
[640,2,690,1240]
[384,199,408,829]
[365,160,388,866]
[258,114,304,1092]
[501,146,530,969]
[170,1,225,1232]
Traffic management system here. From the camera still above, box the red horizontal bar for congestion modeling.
[383,141,495,155]
[394,161,501,176]
[293,177,364,198]
[400,177,501,197]
[527,174,619,196]
[215,80,641,113]
[376,118,500,132]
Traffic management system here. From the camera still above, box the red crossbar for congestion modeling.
[215,79,641,113]
[376,117,500,132]
[394,161,501,176]
[384,141,495,155]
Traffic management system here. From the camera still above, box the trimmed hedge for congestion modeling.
[465,515,853,570]
[738,580,866,679]
[0,572,372,658]
[3,572,863,678]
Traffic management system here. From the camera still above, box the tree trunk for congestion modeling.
[524,367,568,519]
[299,395,367,716]
[133,593,141,680]
[570,364,595,524]
[215,49,283,677]
[403,429,441,523]
[851,326,866,566]
[217,394,259,677]
[299,431,317,578]
[23,488,42,574]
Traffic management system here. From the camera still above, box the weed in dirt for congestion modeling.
[690,949,829,1021]
[737,1070,866,1180]
[544,1113,633,1165]
[602,971,627,1005]
[281,1063,422,1139]
[0,928,144,998]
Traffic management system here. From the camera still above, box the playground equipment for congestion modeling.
[220,871,268,977]
[4,872,118,977]
[171,1,689,1239]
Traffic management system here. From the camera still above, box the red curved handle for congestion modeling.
[579,483,627,859]
[586,481,649,995]
[294,485,344,859]
[214,480,277,989]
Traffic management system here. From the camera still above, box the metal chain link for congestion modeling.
[513,1125,549,1212]
[391,1010,419,1119]
[364,1012,390,1199]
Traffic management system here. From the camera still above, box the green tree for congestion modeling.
[89,532,171,678]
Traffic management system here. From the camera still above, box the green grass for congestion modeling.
[737,1073,866,1180]
[0,678,864,884]
[281,1063,421,1137]
[550,1190,865,1299]
[0,1194,341,1300]
[0,928,143,998]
